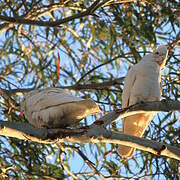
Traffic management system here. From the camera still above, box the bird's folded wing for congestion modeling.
[122,67,136,108]
[24,88,84,111]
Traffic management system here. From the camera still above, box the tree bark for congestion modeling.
[0,100,179,160]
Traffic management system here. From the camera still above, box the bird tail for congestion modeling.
[118,113,154,158]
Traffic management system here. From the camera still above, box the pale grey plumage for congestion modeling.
[118,46,168,158]
[20,88,101,128]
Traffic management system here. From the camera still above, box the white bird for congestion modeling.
[118,46,169,158]
[20,88,101,128]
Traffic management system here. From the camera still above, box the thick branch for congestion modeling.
[97,100,180,126]
[0,121,179,161]
[0,100,179,160]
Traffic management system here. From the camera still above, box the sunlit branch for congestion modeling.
[0,23,14,35]
[58,150,79,180]
[0,100,179,160]
[96,100,180,127]
[0,120,179,161]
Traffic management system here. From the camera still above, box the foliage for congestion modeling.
[0,0,179,179]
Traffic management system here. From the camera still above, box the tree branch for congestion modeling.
[0,0,102,27]
[61,77,124,90]
[0,88,19,110]
[76,54,127,84]
[97,100,180,126]
[0,121,179,161]
[62,145,106,180]
[0,100,179,160]
[3,77,124,95]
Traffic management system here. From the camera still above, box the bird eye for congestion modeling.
[155,52,159,55]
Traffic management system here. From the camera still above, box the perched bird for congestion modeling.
[118,46,169,158]
[20,88,101,128]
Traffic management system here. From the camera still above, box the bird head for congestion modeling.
[153,45,169,69]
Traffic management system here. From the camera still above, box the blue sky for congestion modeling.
[0,2,179,179]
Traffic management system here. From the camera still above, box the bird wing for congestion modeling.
[118,60,158,158]
[21,88,100,128]
[122,66,136,108]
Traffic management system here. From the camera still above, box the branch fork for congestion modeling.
[0,100,179,160]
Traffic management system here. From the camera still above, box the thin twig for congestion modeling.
[0,88,19,110]
[58,152,79,179]
[76,54,127,84]
[63,145,107,180]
